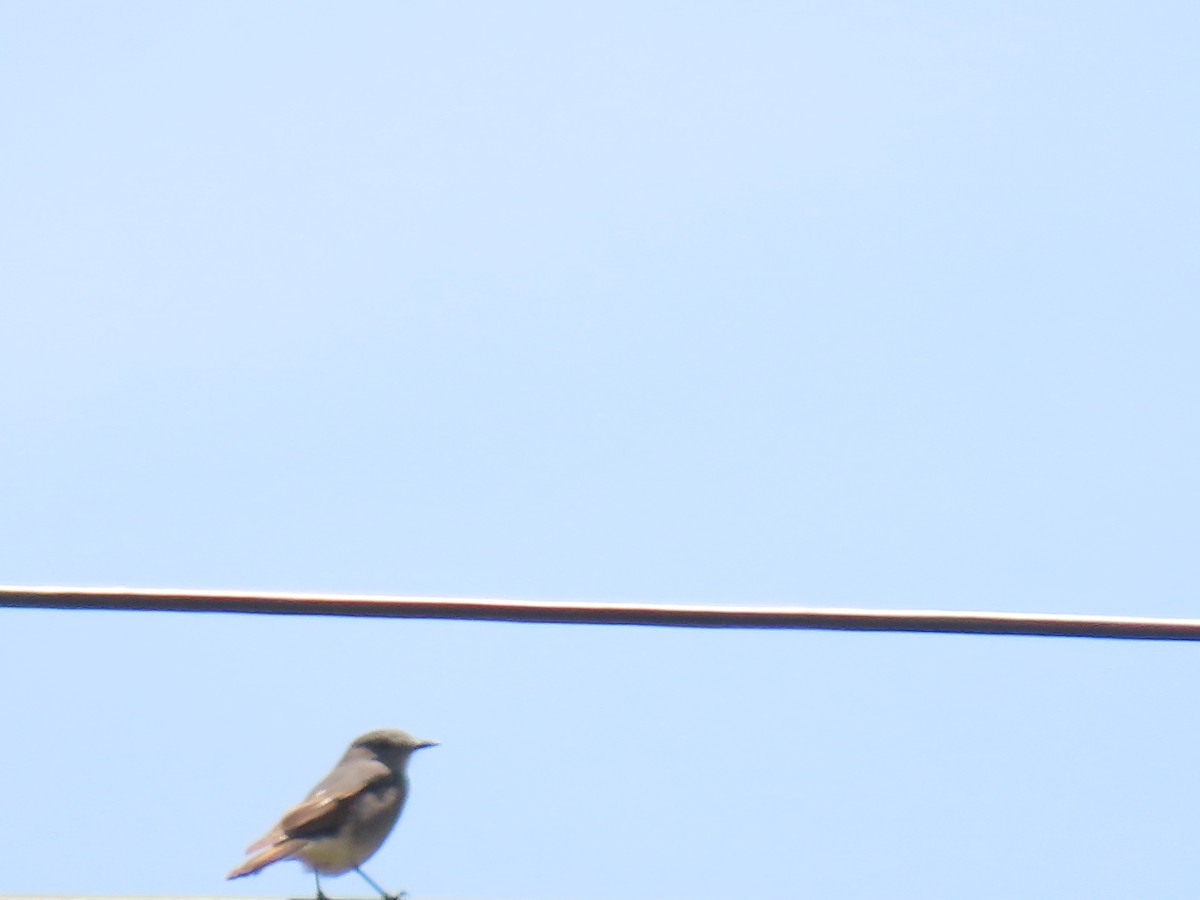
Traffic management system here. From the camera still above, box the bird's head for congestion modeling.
[353,728,439,766]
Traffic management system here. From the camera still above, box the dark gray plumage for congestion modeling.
[227,728,437,899]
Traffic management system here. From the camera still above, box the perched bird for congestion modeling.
[227,728,438,900]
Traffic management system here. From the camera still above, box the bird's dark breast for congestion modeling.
[342,776,406,859]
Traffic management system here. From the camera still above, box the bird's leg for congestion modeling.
[354,866,405,900]
[314,872,329,900]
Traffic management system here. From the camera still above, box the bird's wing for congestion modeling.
[244,757,392,852]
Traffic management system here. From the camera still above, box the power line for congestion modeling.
[1,584,1198,641]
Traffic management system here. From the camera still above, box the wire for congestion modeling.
[1,584,1198,641]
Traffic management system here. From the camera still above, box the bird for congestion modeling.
[227,728,438,900]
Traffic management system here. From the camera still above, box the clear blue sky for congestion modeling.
[2,2,1198,899]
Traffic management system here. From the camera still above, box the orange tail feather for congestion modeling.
[226,838,309,880]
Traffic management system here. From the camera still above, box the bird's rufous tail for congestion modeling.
[226,838,309,880]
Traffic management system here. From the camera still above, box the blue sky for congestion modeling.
[1,2,1198,899]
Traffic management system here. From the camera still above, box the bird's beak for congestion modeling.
[416,739,439,750]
